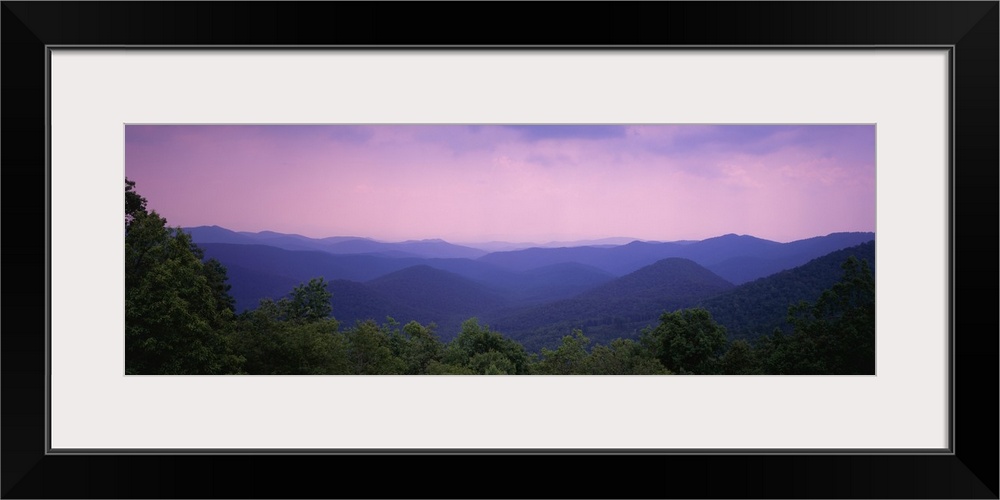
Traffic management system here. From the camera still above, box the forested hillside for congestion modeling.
[485,257,736,351]
[699,241,876,340]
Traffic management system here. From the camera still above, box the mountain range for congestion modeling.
[185,226,875,350]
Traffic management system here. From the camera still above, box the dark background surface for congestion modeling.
[3,2,997,498]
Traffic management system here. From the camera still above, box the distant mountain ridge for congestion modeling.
[185,226,488,259]
[187,225,873,284]
[460,236,648,252]
[476,232,874,284]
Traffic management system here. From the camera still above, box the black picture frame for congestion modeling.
[3,2,997,498]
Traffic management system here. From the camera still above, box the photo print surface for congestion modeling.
[125,124,876,375]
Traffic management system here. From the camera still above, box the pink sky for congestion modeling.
[124,124,875,244]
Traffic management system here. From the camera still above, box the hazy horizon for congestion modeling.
[184,223,873,249]
[126,124,876,243]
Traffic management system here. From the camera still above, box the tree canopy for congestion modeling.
[124,178,241,374]
[640,308,728,374]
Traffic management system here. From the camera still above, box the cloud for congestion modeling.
[325,125,375,144]
[502,125,628,141]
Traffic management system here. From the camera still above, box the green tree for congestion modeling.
[344,320,406,374]
[535,329,590,375]
[426,360,476,375]
[234,291,345,375]
[234,300,292,374]
[469,351,516,375]
[125,177,147,230]
[718,339,760,375]
[124,178,242,374]
[752,256,876,375]
[376,316,443,375]
[284,277,334,322]
[753,328,794,374]
[639,308,727,374]
[442,318,530,375]
[188,244,236,314]
[399,320,444,375]
[787,256,876,374]
[584,338,671,375]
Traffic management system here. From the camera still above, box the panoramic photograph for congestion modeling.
[124,124,875,375]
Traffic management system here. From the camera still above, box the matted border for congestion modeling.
[51,51,938,452]
[3,2,996,498]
